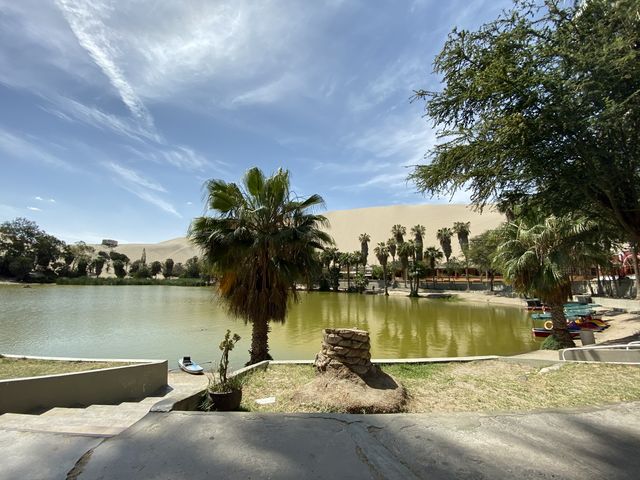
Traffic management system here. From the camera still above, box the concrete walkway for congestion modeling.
[71,402,640,480]
[0,371,207,480]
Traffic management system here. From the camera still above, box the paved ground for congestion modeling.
[71,402,640,480]
[0,371,207,480]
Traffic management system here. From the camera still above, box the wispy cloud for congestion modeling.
[55,0,155,131]
[105,162,166,193]
[0,128,74,171]
[35,196,56,203]
[27,206,42,212]
[104,161,180,217]
[42,96,160,143]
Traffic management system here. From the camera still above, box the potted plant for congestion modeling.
[204,330,243,411]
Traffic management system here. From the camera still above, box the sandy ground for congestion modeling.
[94,203,505,264]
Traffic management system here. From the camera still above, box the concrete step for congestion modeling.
[0,400,156,436]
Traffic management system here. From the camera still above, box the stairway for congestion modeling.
[0,371,208,437]
[0,396,161,437]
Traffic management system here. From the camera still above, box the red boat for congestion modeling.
[532,328,581,339]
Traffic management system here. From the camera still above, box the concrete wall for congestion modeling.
[561,348,640,364]
[0,358,167,414]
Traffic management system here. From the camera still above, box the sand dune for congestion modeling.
[102,204,504,265]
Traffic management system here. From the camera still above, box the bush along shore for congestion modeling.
[55,277,209,286]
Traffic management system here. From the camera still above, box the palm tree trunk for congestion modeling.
[631,242,640,300]
[346,265,351,291]
[383,264,388,296]
[549,302,575,349]
[248,318,273,365]
[595,265,604,295]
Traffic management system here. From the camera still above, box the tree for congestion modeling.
[494,215,602,348]
[436,228,453,265]
[0,218,64,278]
[188,167,332,364]
[411,225,426,261]
[91,257,106,277]
[387,238,397,280]
[374,242,389,296]
[408,262,428,297]
[358,233,371,267]
[163,258,174,278]
[453,222,471,290]
[424,246,443,286]
[184,256,201,278]
[113,260,127,278]
[410,0,640,243]
[34,234,64,269]
[469,230,501,291]
[397,241,412,288]
[151,261,162,277]
[391,224,406,244]
[339,252,354,291]
[141,248,147,265]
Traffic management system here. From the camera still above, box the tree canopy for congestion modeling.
[411,0,640,240]
[188,167,333,364]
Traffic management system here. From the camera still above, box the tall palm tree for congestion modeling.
[424,246,443,285]
[359,233,371,267]
[387,238,397,281]
[397,241,412,288]
[453,222,471,289]
[188,167,333,364]
[392,224,406,244]
[339,252,354,291]
[374,242,389,295]
[494,215,600,349]
[411,225,426,261]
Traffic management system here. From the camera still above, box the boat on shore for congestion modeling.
[178,356,204,375]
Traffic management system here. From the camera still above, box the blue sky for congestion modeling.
[0,0,510,243]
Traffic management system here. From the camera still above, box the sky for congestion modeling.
[0,0,511,243]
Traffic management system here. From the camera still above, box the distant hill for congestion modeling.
[101,204,504,265]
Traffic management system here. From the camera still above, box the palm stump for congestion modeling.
[294,328,407,413]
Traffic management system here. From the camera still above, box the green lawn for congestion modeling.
[0,357,132,380]
[240,361,640,413]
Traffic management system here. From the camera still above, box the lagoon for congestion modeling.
[0,285,536,369]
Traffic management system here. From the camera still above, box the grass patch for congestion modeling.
[0,357,132,380]
[239,361,640,413]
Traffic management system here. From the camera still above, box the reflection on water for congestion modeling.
[0,286,536,369]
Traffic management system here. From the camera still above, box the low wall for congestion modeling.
[0,355,168,414]
[561,348,640,364]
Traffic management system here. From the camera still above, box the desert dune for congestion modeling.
[103,204,504,266]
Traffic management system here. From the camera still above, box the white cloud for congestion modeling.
[0,128,74,171]
[186,201,193,206]
[103,161,181,217]
[105,162,166,193]
[55,0,155,131]
[27,206,42,211]
[35,196,44,201]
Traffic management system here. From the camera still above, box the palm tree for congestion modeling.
[392,224,406,244]
[339,252,355,291]
[411,225,426,261]
[387,238,397,281]
[359,233,371,267]
[494,215,600,349]
[351,251,362,276]
[424,246,443,286]
[397,241,413,288]
[188,167,333,364]
[437,227,453,281]
[374,242,389,296]
[453,222,471,289]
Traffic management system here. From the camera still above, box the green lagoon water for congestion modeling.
[0,285,536,369]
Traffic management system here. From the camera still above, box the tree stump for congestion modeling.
[294,328,407,413]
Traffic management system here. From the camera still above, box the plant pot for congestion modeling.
[207,388,242,411]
